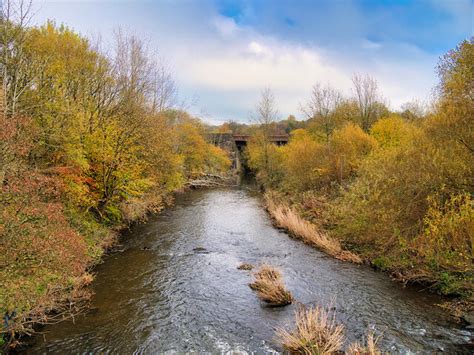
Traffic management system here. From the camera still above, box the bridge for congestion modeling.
[208,133,289,151]
[207,133,289,170]
[231,134,289,149]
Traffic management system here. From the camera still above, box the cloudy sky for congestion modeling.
[34,0,473,123]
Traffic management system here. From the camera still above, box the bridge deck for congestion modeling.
[232,134,289,142]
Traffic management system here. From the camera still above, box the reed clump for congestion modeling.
[278,305,383,354]
[277,305,345,354]
[266,196,361,264]
[347,331,381,355]
[237,263,254,270]
[249,265,293,306]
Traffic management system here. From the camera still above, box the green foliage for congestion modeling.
[372,256,391,271]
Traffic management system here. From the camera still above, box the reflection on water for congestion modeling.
[28,186,472,353]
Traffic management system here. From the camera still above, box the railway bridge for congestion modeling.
[207,133,289,170]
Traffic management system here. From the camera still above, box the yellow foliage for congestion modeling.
[415,193,473,273]
[246,131,285,187]
[282,130,328,191]
[370,114,416,148]
[330,123,378,181]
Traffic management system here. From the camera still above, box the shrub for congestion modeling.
[370,114,415,148]
[246,131,285,187]
[329,123,378,183]
[281,130,329,191]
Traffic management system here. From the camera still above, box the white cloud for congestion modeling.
[32,3,442,124]
[212,15,239,37]
[168,18,437,122]
[362,39,382,50]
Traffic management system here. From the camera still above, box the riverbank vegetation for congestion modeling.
[265,194,361,263]
[0,2,230,349]
[242,39,473,306]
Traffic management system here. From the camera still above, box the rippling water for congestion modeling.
[27,186,472,353]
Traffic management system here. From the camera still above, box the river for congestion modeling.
[27,185,472,353]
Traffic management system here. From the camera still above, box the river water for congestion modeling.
[27,185,472,353]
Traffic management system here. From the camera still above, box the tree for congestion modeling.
[150,61,177,113]
[433,37,473,155]
[352,74,381,131]
[301,83,342,142]
[255,87,278,133]
[401,99,427,121]
[0,0,36,118]
[252,87,279,182]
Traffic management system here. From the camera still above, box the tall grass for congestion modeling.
[347,331,381,355]
[277,305,345,354]
[265,195,361,263]
[278,306,381,354]
[249,265,293,306]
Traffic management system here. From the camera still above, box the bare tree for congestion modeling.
[401,99,428,120]
[150,61,177,113]
[251,87,279,182]
[0,0,35,118]
[255,87,278,137]
[112,29,155,111]
[352,73,379,131]
[301,83,342,142]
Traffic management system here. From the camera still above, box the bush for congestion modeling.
[281,129,329,191]
[246,131,285,187]
[329,123,378,183]
[370,114,415,148]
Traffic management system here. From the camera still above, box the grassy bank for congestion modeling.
[264,192,361,264]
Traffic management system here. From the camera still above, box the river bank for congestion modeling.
[24,186,473,353]
[1,175,238,353]
[263,190,474,324]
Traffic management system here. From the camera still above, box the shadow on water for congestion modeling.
[26,183,472,353]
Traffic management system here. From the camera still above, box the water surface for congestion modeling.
[28,186,472,353]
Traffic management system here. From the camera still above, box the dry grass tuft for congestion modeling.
[277,305,345,354]
[266,196,362,264]
[237,263,254,270]
[249,265,293,306]
[255,264,282,280]
[347,331,381,355]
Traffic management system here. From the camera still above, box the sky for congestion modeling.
[33,0,473,124]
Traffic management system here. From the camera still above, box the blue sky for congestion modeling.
[34,0,473,123]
